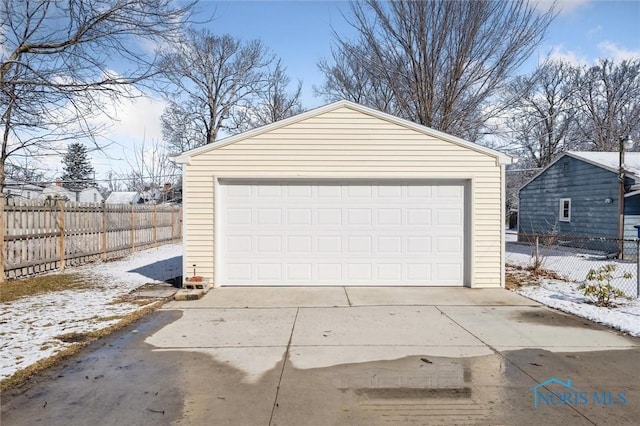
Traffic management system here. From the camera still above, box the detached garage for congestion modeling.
[175,101,511,288]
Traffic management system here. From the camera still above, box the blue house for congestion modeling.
[518,151,640,255]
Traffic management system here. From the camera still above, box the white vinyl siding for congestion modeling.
[182,105,505,288]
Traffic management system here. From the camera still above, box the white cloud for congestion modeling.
[89,94,167,178]
[108,95,166,143]
[597,41,640,62]
[587,25,603,37]
[533,0,591,15]
[35,86,168,181]
[545,45,589,66]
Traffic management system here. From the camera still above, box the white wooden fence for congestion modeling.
[0,198,182,281]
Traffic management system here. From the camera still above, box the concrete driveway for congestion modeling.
[2,287,639,425]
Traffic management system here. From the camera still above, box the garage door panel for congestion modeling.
[437,236,463,254]
[318,263,341,280]
[346,263,373,280]
[437,209,463,226]
[346,209,372,225]
[436,263,463,282]
[317,209,341,225]
[377,264,402,280]
[226,236,251,253]
[219,181,465,286]
[377,236,401,253]
[287,236,312,253]
[227,208,252,225]
[257,264,282,280]
[287,264,312,280]
[377,208,402,225]
[287,208,312,224]
[377,186,402,198]
[407,263,431,281]
[227,263,252,280]
[407,209,431,225]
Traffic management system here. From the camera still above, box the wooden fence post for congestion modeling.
[170,207,175,241]
[153,204,157,246]
[130,204,135,252]
[101,201,107,261]
[0,197,6,283]
[57,199,65,271]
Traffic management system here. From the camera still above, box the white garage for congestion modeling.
[176,101,511,288]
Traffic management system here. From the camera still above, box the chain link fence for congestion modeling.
[506,232,640,298]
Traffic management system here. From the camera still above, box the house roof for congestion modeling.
[105,191,140,204]
[3,178,44,192]
[174,100,513,165]
[519,151,640,193]
[42,184,74,195]
[567,151,640,178]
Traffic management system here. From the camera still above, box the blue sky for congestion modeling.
[79,0,640,180]
[204,0,640,107]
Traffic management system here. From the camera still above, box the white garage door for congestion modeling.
[217,180,466,286]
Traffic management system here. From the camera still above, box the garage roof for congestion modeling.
[174,100,512,165]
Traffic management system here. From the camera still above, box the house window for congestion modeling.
[563,161,570,173]
[559,198,571,222]
[94,193,97,202]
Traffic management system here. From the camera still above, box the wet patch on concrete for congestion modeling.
[513,307,601,329]
[1,310,188,426]
[3,300,639,426]
[272,354,511,425]
[271,349,639,425]
[3,328,639,425]
[128,282,179,299]
[353,386,472,399]
[500,346,640,426]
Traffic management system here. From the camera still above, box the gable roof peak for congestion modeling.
[174,99,512,165]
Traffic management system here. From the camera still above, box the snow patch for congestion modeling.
[0,244,182,380]
[517,280,640,337]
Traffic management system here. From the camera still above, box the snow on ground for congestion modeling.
[506,241,639,296]
[517,279,640,337]
[507,241,640,337]
[2,239,637,381]
[0,243,182,381]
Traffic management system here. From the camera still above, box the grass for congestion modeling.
[0,273,89,303]
[0,301,163,392]
[505,264,540,290]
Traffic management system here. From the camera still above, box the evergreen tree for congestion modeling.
[61,143,95,191]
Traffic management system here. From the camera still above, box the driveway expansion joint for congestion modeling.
[343,287,353,306]
[269,307,299,425]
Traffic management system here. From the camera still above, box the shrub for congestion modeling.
[579,264,631,307]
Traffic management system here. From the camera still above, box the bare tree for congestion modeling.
[574,59,640,151]
[3,162,53,186]
[0,0,196,192]
[161,102,207,154]
[99,170,126,198]
[318,0,555,141]
[315,45,397,114]
[254,60,304,126]
[232,59,304,133]
[124,139,178,196]
[160,29,273,151]
[499,59,580,168]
